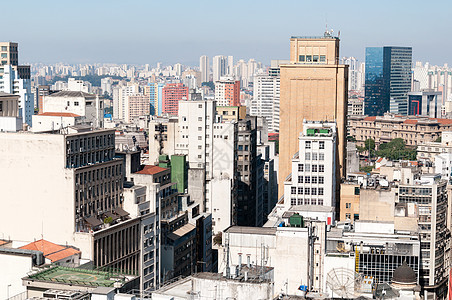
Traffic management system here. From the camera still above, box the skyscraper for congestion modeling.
[214,78,240,106]
[364,47,412,116]
[200,55,210,83]
[278,33,348,196]
[212,55,230,82]
[162,83,189,116]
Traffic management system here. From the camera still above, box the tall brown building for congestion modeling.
[278,33,348,196]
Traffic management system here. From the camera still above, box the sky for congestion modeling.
[4,0,452,66]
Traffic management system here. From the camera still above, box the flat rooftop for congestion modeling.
[25,266,131,287]
[225,226,277,236]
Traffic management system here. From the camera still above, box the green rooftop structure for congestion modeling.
[25,266,129,287]
[289,213,304,227]
[171,155,187,193]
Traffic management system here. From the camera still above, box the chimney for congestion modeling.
[247,254,251,268]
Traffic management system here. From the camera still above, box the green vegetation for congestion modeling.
[357,138,376,156]
[347,135,357,142]
[377,138,417,161]
[213,232,222,245]
[360,165,374,173]
[103,216,113,224]
[435,136,442,142]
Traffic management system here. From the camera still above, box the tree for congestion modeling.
[376,138,417,161]
[357,138,376,157]
[435,136,442,143]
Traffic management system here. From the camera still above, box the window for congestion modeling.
[198,145,202,149]
[198,136,202,140]
[67,101,70,106]
[291,187,296,194]
[198,117,202,121]
[291,198,297,205]
[298,176,303,183]
[306,141,311,149]
[298,164,304,172]
[318,188,324,195]
[306,55,312,62]
[305,152,311,160]
[319,165,324,172]
[74,101,79,106]
[346,203,351,208]
[318,198,323,205]
[305,176,310,183]
[319,153,324,161]
[312,165,317,172]
[198,127,202,131]
[198,155,202,158]
[305,164,310,172]
[298,187,303,194]
[345,213,351,219]
[1,46,7,51]
[319,141,325,149]
[320,55,326,62]
[305,187,310,195]
[319,176,324,184]
[354,187,360,195]
[313,55,319,62]
[299,55,305,62]
[198,104,202,108]
[312,187,317,195]
[312,176,317,184]
[312,153,317,160]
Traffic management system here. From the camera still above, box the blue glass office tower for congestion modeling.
[364,47,412,116]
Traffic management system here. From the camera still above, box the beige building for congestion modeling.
[339,183,360,223]
[125,94,150,123]
[348,113,452,148]
[279,34,348,195]
[0,42,18,66]
[216,105,246,122]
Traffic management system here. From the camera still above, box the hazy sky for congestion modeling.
[4,0,452,66]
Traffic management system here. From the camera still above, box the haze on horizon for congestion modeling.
[4,0,452,66]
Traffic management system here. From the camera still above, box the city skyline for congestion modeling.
[4,0,452,66]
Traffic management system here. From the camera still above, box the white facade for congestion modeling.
[212,55,230,82]
[32,114,80,133]
[283,121,337,219]
[341,57,359,91]
[251,73,280,132]
[113,84,139,121]
[67,78,90,93]
[0,65,34,126]
[101,77,113,95]
[42,91,104,128]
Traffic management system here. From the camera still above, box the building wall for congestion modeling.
[359,188,396,222]
[0,133,75,245]
[0,252,33,299]
[339,183,360,223]
[162,83,188,116]
[251,73,280,132]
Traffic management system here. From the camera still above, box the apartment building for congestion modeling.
[214,78,240,107]
[162,83,188,116]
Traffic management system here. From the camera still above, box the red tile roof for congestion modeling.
[434,118,452,125]
[135,165,168,175]
[376,157,383,163]
[0,240,7,246]
[364,116,377,121]
[38,112,81,117]
[20,239,80,262]
[403,119,418,124]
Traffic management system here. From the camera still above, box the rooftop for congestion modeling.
[20,239,80,263]
[38,112,81,118]
[135,165,168,175]
[48,91,97,98]
[225,226,277,236]
[25,266,133,287]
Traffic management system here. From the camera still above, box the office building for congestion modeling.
[0,42,18,66]
[407,89,442,118]
[341,57,359,91]
[145,82,164,116]
[279,33,348,196]
[251,69,280,132]
[113,83,139,120]
[214,78,240,106]
[200,55,210,83]
[124,94,150,123]
[364,47,412,116]
[398,174,448,298]
[162,83,188,116]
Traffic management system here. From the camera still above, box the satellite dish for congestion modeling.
[326,268,361,298]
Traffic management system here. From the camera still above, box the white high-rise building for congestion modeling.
[113,83,139,121]
[101,77,113,95]
[357,62,365,92]
[174,63,182,77]
[251,72,280,132]
[212,55,229,82]
[341,57,359,91]
[283,121,337,221]
[200,55,210,83]
[67,78,91,93]
[0,65,34,126]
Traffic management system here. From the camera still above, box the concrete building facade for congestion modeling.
[279,33,348,196]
